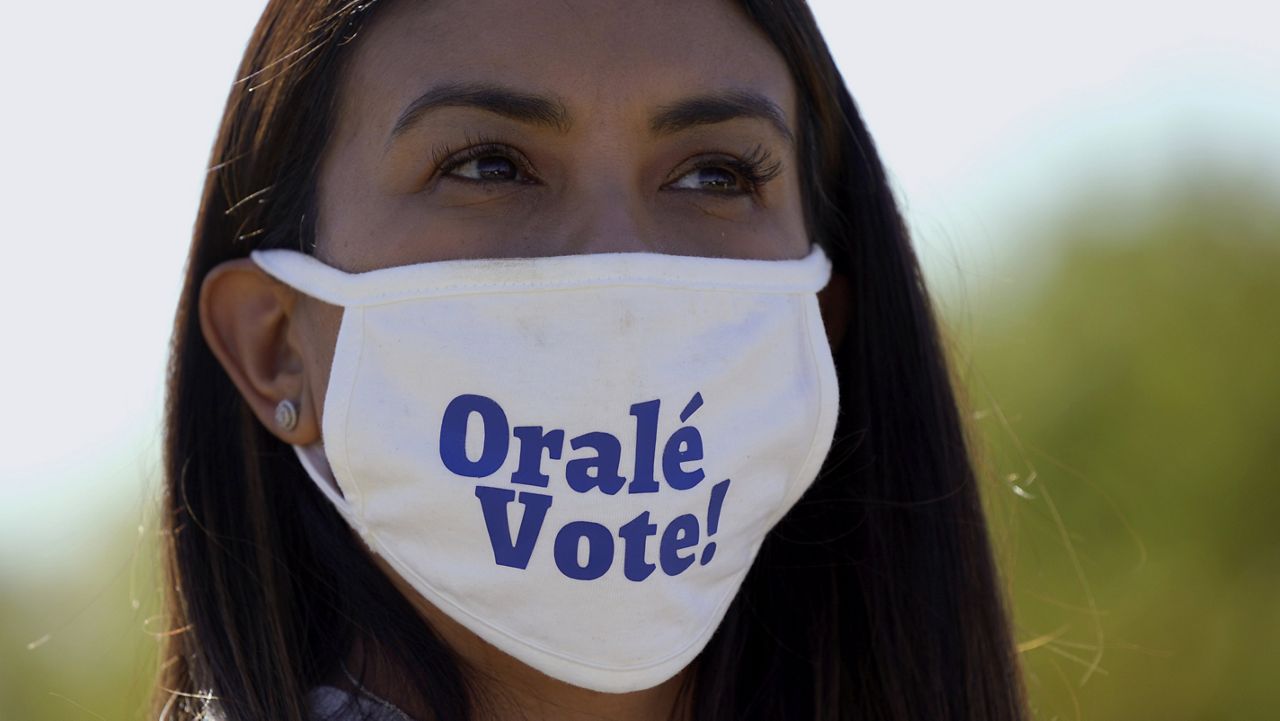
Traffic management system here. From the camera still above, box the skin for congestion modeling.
[199,0,850,718]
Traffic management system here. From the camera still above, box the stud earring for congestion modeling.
[275,399,299,432]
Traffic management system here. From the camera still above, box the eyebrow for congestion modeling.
[389,82,570,143]
[387,82,794,147]
[650,90,794,146]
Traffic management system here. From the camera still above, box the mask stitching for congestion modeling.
[251,247,831,309]
[328,306,369,523]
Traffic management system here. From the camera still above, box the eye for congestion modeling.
[449,154,521,182]
[662,147,782,197]
[667,166,743,193]
[432,141,538,186]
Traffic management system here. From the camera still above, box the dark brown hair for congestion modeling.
[157,1,1031,719]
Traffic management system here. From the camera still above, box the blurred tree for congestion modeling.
[956,168,1280,720]
[0,508,158,720]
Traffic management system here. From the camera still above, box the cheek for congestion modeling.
[648,202,807,259]
[653,173,809,260]
[323,188,551,267]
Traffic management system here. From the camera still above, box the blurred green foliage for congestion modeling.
[1,170,1276,719]
[1,517,159,720]
[958,170,1280,720]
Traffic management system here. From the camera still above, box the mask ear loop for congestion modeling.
[249,250,363,523]
[293,442,365,533]
[251,249,358,306]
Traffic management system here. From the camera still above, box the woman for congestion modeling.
[158,0,1030,719]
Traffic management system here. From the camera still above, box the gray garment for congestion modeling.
[307,685,417,721]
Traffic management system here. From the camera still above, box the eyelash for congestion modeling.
[430,133,536,185]
[676,144,782,196]
[427,134,782,197]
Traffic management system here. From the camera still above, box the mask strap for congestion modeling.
[252,245,834,306]
[251,249,357,307]
[292,442,363,530]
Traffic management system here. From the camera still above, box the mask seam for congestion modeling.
[769,293,836,524]
[337,277,827,309]
[333,306,369,521]
[251,248,832,309]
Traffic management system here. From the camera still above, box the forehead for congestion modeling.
[335,0,797,141]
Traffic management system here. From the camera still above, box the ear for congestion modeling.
[198,258,321,445]
[817,269,850,355]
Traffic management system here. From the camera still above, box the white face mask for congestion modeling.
[250,245,840,693]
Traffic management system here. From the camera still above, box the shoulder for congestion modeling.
[306,685,415,721]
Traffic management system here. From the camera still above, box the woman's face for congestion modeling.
[288,0,826,419]
[313,0,809,272]
[203,0,840,700]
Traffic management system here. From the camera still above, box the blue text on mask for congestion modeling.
[439,392,730,581]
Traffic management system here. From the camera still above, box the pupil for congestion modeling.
[698,167,735,189]
[476,156,516,179]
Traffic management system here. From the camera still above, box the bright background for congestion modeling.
[2,1,1277,718]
